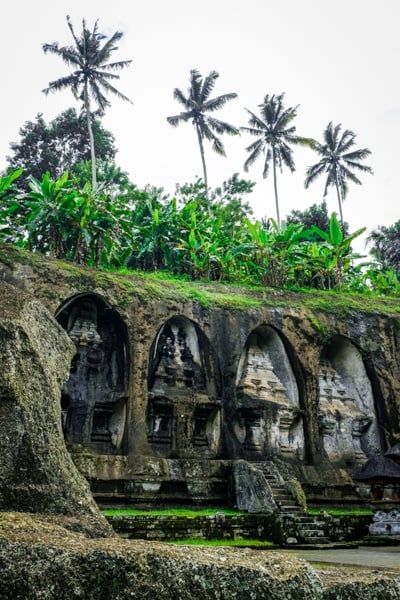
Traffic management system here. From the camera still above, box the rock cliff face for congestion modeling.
[0,279,112,536]
[1,243,400,508]
[1,245,400,597]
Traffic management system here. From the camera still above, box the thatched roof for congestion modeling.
[353,454,400,482]
[384,443,400,460]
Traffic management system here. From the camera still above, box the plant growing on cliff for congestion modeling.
[42,16,132,189]
[311,213,365,288]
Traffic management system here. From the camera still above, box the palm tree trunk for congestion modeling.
[272,147,281,228]
[335,176,344,227]
[84,82,97,189]
[195,124,208,198]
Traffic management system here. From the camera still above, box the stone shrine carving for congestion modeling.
[235,330,304,459]
[318,336,380,465]
[148,317,220,457]
[56,295,128,453]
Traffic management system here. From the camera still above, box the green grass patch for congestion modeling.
[102,508,246,517]
[167,539,274,548]
[308,508,373,516]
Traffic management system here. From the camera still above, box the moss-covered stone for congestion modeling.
[0,281,112,536]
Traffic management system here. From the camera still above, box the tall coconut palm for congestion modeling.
[241,93,311,227]
[42,16,132,189]
[304,122,373,226]
[167,69,239,194]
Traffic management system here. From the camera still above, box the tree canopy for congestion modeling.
[7,109,117,190]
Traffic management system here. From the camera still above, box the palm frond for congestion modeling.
[207,117,239,136]
[94,78,133,104]
[203,93,237,112]
[99,59,133,72]
[172,88,190,108]
[243,139,264,171]
[189,69,202,102]
[42,73,81,95]
[167,113,190,127]
[200,70,218,103]
[304,161,326,188]
[279,143,295,172]
[263,148,272,178]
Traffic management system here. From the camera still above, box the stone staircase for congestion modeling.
[253,462,330,545]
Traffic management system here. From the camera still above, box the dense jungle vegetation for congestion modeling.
[1,16,399,296]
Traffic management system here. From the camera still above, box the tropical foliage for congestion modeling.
[2,167,395,295]
[167,69,239,194]
[304,122,373,225]
[1,20,392,298]
[42,16,132,188]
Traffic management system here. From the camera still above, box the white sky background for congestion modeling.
[1,0,399,256]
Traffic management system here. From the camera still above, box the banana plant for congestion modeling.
[311,212,366,287]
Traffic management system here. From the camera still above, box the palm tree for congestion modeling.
[42,16,132,189]
[167,69,239,194]
[304,122,373,226]
[241,93,311,227]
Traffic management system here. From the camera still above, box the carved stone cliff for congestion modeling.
[1,243,400,508]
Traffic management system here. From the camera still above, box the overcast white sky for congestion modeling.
[1,0,399,255]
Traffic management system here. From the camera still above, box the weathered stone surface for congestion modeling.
[2,243,400,507]
[0,512,324,599]
[0,281,112,536]
[233,460,278,513]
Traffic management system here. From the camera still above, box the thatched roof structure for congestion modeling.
[353,454,400,482]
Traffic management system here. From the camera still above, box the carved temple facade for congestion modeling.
[50,288,400,509]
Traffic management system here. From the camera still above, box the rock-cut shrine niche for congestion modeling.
[147,316,220,458]
[234,326,304,460]
[55,293,128,454]
[318,336,381,466]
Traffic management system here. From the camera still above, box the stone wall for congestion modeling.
[107,512,277,541]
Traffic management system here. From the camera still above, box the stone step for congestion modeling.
[296,537,331,545]
[298,529,327,536]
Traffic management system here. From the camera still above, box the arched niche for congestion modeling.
[234,325,304,460]
[147,316,220,458]
[55,293,128,454]
[318,335,381,466]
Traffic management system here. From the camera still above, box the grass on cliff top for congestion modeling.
[2,242,400,316]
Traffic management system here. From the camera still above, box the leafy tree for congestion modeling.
[7,109,116,189]
[311,212,365,287]
[286,201,330,234]
[366,221,400,276]
[42,16,132,188]
[304,122,373,226]
[22,171,78,257]
[167,69,239,194]
[241,93,311,227]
